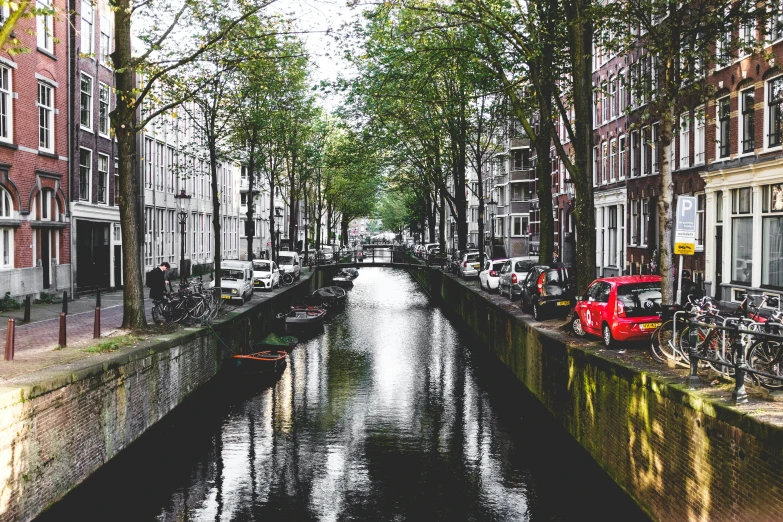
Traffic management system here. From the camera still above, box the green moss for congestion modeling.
[84,335,141,354]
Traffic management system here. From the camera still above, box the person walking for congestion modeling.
[148,262,170,324]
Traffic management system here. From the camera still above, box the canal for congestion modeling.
[38,268,650,521]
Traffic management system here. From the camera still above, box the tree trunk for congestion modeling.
[245,136,256,262]
[439,190,446,253]
[427,192,436,243]
[209,138,222,291]
[563,0,596,293]
[114,0,146,329]
[269,175,276,263]
[535,117,555,264]
[341,218,349,249]
[658,108,675,304]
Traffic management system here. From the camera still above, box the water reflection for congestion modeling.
[38,268,648,522]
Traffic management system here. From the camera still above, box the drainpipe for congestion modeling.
[67,0,75,302]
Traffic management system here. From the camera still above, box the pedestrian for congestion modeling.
[147,262,170,324]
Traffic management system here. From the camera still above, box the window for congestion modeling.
[762,184,783,287]
[740,19,756,52]
[631,130,640,177]
[36,0,53,52]
[642,126,651,175]
[618,70,627,113]
[167,210,175,262]
[618,135,626,179]
[100,15,112,65]
[98,82,109,135]
[80,74,92,130]
[651,124,659,174]
[592,146,599,186]
[98,154,108,204]
[167,147,175,193]
[610,139,617,181]
[79,148,91,201]
[630,199,640,245]
[114,157,119,205]
[156,208,164,264]
[155,142,164,191]
[608,206,617,265]
[0,66,10,144]
[0,187,10,217]
[513,216,522,236]
[741,88,755,153]
[602,81,609,123]
[144,137,153,189]
[593,89,600,128]
[716,22,732,66]
[692,112,705,164]
[732,188,753,284]
[38,82,53,151]
[696,194,705,249]
[610,76,617,119]
[81,0,93,54]
[601,141,608,183]
[144,207,153,266]
[0,189,12,267]
[769,77,783,147]
[679,113,690,169]
[718,97,730,157]
[641,199,650,247]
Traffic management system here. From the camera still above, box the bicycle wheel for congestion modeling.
[651,319,679,363]
[282,273,293,286]
[748,340,783,389]
[649,323,667,363]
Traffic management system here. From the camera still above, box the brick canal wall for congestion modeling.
[409,266,783,522]
[0,271,329,522]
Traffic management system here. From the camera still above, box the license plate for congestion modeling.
[221,295,232,300]
[640,322,661,330]
[473,263,480,269]
[557,300,570,306]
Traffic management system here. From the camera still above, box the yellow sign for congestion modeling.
[674,242,695,255]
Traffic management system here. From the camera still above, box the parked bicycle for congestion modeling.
[279,270,294,287]
[151,277,221,326]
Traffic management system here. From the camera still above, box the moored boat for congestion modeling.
[230,350,287,375]
[281,305,327,331]
[311,286,347,312]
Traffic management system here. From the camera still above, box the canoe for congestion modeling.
[311,286,347,312]
[230,350,287,375]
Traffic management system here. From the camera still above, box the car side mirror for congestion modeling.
[575,296,582,302]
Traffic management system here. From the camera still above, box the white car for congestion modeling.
[218,260,254,303]
[479,258,508,291]
[498,256,539,300]
[252,259,280,291]
[277,251,301,280]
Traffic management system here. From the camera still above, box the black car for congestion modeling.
[519,264,575,320]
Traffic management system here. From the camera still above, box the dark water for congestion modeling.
[39,268,650,522]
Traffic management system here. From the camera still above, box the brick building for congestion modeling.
[0,0,71,299]
[69,0,120,292]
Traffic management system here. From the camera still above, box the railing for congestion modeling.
[509,168,534,182]
[508,137,531,149]
[495,205,506,215]
[509,201,530,214]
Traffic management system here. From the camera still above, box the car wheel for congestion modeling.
[602,323,615,349]
[571,315,587,337]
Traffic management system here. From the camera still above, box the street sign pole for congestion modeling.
[674,196,698,305]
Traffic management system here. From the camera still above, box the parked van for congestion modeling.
[219,260,254,303]
[277,251,301,280]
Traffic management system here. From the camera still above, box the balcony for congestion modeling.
[494,174,508,185]
[509,168,534,182]
[508,137,531,150]
[496,205,507,216]
[509,200,530,214]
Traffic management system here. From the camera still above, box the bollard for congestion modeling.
[23,295,31,323]
[62,291,68,315]
[58,312,66,348]
[93,306,101,339]
[732,335,749,404]
[4,318,14,361]
[688,322,700,390]
[96,289,101,308]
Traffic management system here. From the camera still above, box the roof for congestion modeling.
[595,275,661,285]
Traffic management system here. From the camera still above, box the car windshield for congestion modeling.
[252,262,271,272]
[617,283,662,315]
[222,269,244,281]
[515,260,537,272]
[279,255,294,264]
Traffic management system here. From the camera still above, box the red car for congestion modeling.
[571,275,662,348]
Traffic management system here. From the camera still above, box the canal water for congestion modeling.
[39,268,649,522]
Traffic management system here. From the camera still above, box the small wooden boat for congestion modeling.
[230,350,287,375]
[280,305,327,331]
[311,286,347,312]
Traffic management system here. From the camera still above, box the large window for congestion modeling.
[97,153,108,204]
[0,188,12,268]
[642,126,651,175]
[679,113,690,169]
[718,97,731,157]
[694,112,705,164]
[618,135,626,179]
[144,207,153,266]
[144,137,153,189]
[630,199,640,245]
[618,70,627,112]
[79,148,91,201]
[741,88,755,153]
[610,139,617,181]
[36,0,53,52]
[167,210,175,262]
[696,194,705,249]
[98,82,109,135]
[100,15,111,65]
[0,66,10,142]
[631,130,640,177]
[732,188,753,284]
[601,141,608,183]
[80,73,92,130]
[641,198,650,247]
[610,76,617,119]
[762,184,783,288]
[80,0,93,54]
[38,82,53,151]
[769,76,783,147]
[608,206,618,265]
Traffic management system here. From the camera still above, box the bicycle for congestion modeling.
[279,270,294,287]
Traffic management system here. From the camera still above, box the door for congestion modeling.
[42,229,50,289]
[114,245,123,287]
[589,282,612,331]
[715,225,723,297]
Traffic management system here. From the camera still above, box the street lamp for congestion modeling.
[303,213,310,265]
[274,208,282,260]
[174,189,191,285]
[487,197,497,258]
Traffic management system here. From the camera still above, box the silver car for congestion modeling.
[498,256,539,299]
[458,251,481,278]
